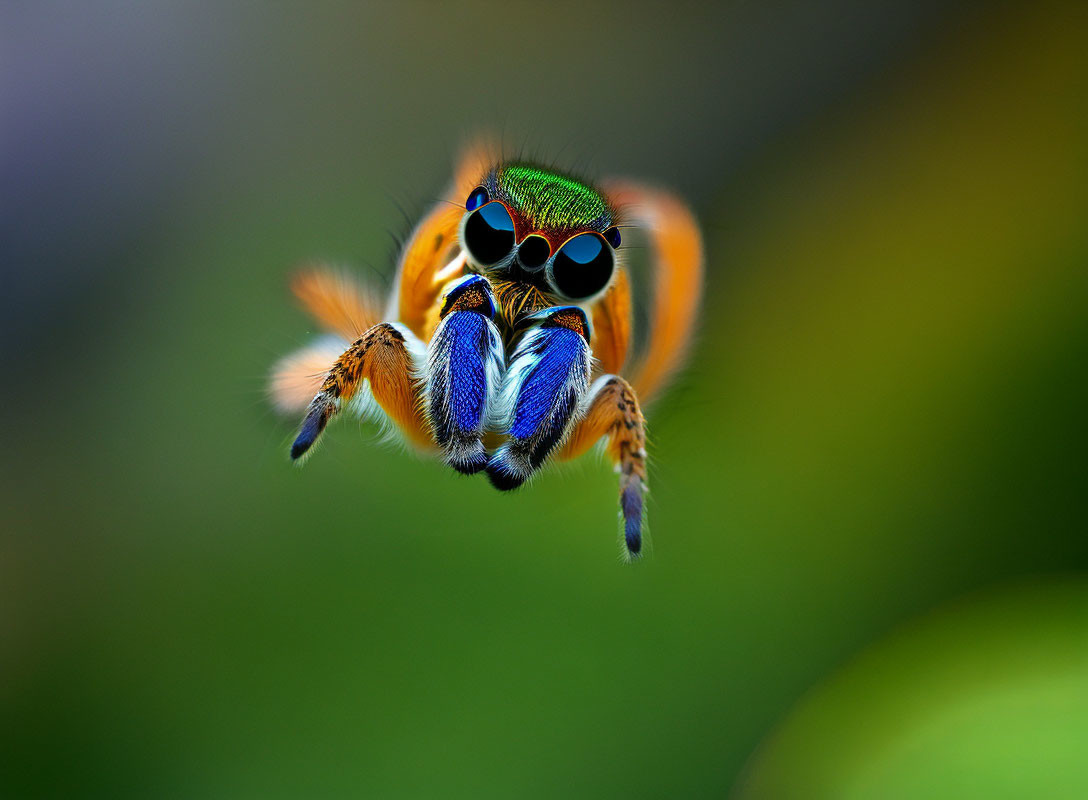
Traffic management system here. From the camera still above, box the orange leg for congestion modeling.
[393,135,507,341]
[392,202,466,341]
[589,267,633,377]
[560,375,648,558]
[603,182,704,403]
[269,266,387,414]
[269,337,349,415]
[289,323,433,460]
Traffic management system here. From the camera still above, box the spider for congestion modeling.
[270,142,703,559]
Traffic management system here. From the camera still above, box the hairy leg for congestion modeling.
[425,275,504,474]
[560,375,648,559]
[391,137,506,339]
[589,268,633,376]
[602,181,703,403]
[269,266,387,414]
[486,306,593,490]
[290,323,432,460]
[389,202,466,340]
[269,336,350,415]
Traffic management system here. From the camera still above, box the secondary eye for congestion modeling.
[465,187,489,211]
[517,234,550,271]
[550,233,614,299]
[463,201,515,266]
[604,226,621,249]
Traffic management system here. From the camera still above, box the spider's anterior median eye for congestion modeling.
[550,233,614,299]
[517,235,550,271]
[463,201,515,265]
[466,187,489,211]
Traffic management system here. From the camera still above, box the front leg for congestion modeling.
[560,376,648,559]
[290,323,431,460]
[424,275,504,474]
[486,306,593,490]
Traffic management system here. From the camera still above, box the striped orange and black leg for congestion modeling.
[291,323,432,460]
[560,375,648,559]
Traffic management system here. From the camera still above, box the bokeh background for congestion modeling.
[3,1,1087,797]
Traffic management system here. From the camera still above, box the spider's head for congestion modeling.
[458,163,622,305]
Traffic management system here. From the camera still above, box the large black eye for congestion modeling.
[463,201,515,265]
[550,233,614,299]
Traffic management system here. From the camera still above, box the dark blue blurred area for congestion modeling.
[1,0,951,350]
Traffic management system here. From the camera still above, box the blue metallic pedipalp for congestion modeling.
[509,327,585,440]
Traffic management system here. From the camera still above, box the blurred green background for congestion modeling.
[2,1,1087,797]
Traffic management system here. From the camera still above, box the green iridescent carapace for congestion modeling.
[491,163,613,233]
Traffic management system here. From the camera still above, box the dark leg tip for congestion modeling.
[446,438,488,475]
[291,406,328,460]
[621,481,644,557]
[290,438,313,460]
[486,463,525,491]
[450,453,487,475]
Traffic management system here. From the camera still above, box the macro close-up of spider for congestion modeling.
[270,148,703,559]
